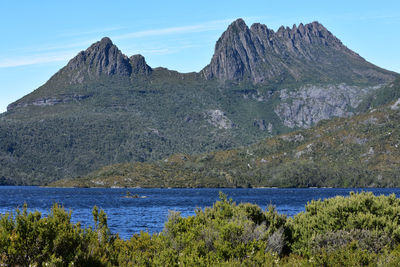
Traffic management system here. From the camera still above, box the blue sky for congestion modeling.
[1,0,399,113]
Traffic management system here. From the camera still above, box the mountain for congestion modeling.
[6,37,151,110]
[51,97,400,188]
[0,19,398,185]
[202,19,393,84]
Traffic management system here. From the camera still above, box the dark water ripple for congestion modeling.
[1,187,399,239]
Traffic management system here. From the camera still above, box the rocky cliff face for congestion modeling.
[274,84,383,128]
[7,94,91,110]
[202,19,395,84]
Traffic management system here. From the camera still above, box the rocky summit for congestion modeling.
[66,37,132,82]
[0,19,398,185]
[202,19,394,84]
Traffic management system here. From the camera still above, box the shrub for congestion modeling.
[0,203,86,266]
[287,192,400,255]
[310,229,392,254]
[162,192,287,263]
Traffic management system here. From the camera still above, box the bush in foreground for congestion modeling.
[288,192,400,256]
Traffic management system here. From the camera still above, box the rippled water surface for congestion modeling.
[1,187,399,239]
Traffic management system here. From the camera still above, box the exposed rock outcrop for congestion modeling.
[7,95,92,111]
[274,84,383,128]
[205,109,234,129]
[391,98,400,110]
[130,54,152,75]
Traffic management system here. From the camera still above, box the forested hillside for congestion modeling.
[53,96,400,188]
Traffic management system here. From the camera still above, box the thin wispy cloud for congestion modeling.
[0,52,75,68]
[355,14,400,21]
[113,19,235,40]
[14,40,97,55]
[136,48,171,55]
[4,38,98,56]
[327,13,400,23]
[126,43,200,57]
[57,26,125,38]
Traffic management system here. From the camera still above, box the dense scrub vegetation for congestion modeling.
[54,101,400,188]
[2,192,400,266]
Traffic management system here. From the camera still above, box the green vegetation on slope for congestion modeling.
[357,77,400,112]
[53,98,400,188]
[0,72,294,185]
[2,192,400,266]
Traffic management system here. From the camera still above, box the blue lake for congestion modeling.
[1,187,400,239]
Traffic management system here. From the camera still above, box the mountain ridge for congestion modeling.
[7,19,397,112]
[202,19,394,84]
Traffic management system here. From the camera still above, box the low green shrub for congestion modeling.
[0,203,86,266]
[161,192,287,263]
[287,192,400,256]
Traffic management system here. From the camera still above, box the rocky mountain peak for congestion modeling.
[99,36,113,45]
[202,18,258,81]
[130,54,152,75]
[250,23,275,38]
[304,21,333,40]
[214,19,251,48]
[308,21,327,31]
[65,37,132,83]
[297,23,305,33]
[202,19,394,84]
[228,18,247,30]
[54,37,154,84]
